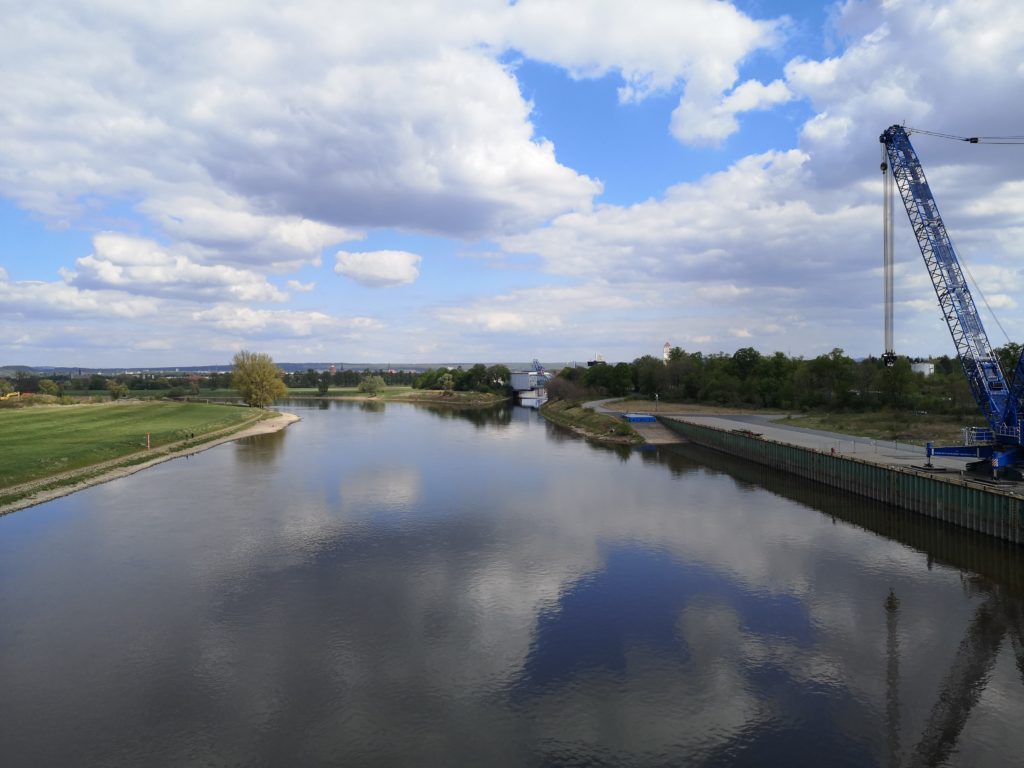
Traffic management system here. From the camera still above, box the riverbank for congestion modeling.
[539,399,642,445]
[0,410,299,516]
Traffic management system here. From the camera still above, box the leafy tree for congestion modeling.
[633,355,667,396]
[486,364,511,392]
[232,350,288,407]
[877,356,915,407]
[0,378,13,395]
[439,373,454,392]
[317,370,331,396]
[731,347,762,381]
[358,374,386,395]
[458,363,489,392]
[106,379,129,400]
[996,343,1023,379]
[414,368,440,389]
[38,378,60,396]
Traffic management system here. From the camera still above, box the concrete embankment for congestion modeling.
[660,414,1024,545]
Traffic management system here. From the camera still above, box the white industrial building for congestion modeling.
[911,362,935,376]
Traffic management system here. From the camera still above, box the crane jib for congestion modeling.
[880,125,1024,448]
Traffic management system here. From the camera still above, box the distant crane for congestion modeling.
[880,125,1024,473]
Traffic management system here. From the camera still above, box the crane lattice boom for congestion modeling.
[880,125,1024,447]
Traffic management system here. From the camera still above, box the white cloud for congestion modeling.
[671,78,793,145]
[501,149,841,285]
[0,1,601,243]
[138,193,359,271]
[287,280,316,293]
[0,265,157,320]
[506,0,784,104]
[192,306,383,338]
[65,234,287,303]
[435,283,635,335]
[335,250,422,288]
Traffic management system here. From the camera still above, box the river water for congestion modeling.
[3,400,1024,767]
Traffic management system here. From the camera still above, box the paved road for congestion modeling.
[659,413,974,472]
[581,399,976,472]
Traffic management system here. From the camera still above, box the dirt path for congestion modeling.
[0,411,300,516]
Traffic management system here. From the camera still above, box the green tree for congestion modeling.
[232,350,288,407]
[996,343,1023,379]
[106,379,129,400]
[439,373,455,392]
[633,355,667,396]
[877,356,915,407]
[38,378,60,396]
[485,364,511,391]
[730,347,762,381]
[317,370,331,396]
[358,374,386,395]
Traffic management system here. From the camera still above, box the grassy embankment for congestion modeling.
[540,400,642,444]
[0,401,269,507]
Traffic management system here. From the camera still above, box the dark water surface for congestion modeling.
[3,401,1024,767]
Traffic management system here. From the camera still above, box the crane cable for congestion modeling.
[951,233,1013,346]
[906,127,1024,145]
[905,126,1023,346]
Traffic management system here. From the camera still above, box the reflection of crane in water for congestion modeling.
[885,583,1024,767]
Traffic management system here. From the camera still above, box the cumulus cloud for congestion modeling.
[192,306,383,338]
[4,0,1023,365]
[500,149,848,286]
[507,0,784,105]
[64,234,287,303]
[335,250,422,288]
[0,264,157,320]
[490,0,1024,358]
[671,78,793,145]
[137,193,359,271]
[0,1,601,243]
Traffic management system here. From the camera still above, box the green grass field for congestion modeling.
[0,401,260,489]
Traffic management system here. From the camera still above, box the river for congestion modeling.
[2,400,1024,766]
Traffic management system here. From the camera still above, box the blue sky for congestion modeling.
[2,0,1023,366]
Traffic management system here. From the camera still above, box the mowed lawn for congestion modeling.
[0,402,259,489]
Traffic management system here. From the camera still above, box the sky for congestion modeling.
[1,0,1023,367]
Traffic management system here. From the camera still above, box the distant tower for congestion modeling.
[663,342,671,365]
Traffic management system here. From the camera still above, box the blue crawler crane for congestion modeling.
[880,125,1024,474]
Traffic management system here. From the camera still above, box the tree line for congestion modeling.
[8,343,1014,416]
[548,345,998,415]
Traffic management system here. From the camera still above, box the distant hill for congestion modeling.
[1,361,572,377]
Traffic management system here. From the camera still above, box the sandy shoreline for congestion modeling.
[0,411,300,517]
